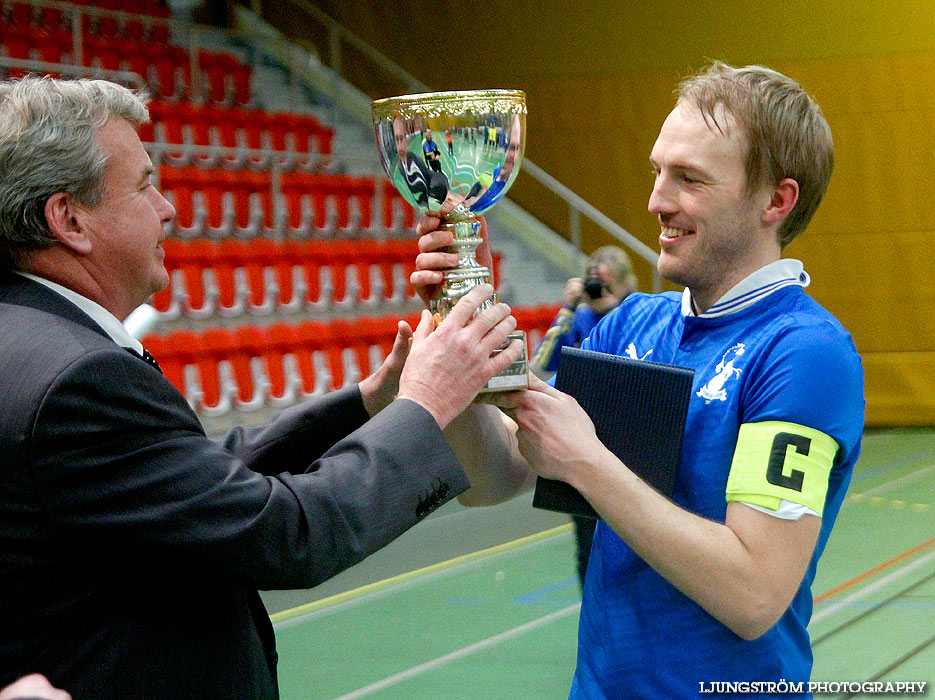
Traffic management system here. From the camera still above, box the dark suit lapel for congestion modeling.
[0,272,113,342]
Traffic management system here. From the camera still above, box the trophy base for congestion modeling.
[478,330,528,393]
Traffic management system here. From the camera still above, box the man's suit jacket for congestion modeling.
[0,273,468,699]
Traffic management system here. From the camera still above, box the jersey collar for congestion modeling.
[681,259,810,318]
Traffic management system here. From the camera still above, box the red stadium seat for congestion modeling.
[204,103,239,150]
[93,0,121,38]
[176,238,218,315]
[83,34,122,71]
[205,239,238,313]
[123,15,146,42]
[35,29,70,65]
[260,323,296,401]
[382,180,415,233]
[194,327,234,411]
[239,237,276,309]
[355,315,402,371]
[230,61,251,106]
[228,325,268,406]
[151,238,185,313]
[198,50,237,105]
[295,319,338,393]
[159,165,200,231]
[147,43,189,100]
[139,333,184,395]
[9,1,34,26]
[38,5,66,32]
[290,240,331,307]
[1,23,33,61]
[379,238,420,301]
[148,5,171,44]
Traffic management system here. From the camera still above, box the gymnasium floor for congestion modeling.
[265,428,935,700]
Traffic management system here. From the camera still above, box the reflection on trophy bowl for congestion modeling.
[372,89,528,391]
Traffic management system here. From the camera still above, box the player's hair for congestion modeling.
[0,76,150,270]
[677,61,834,247]
[589,245,638,292]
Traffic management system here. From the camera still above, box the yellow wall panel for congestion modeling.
[864,352,935,426]
[817,109,935,237]
[785,54,935,117]
[791,231,935,354]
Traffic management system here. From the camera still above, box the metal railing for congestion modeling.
[0,56,146,89]
[2,0,660,289]
[244,0,662,291]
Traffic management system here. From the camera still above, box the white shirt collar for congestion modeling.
[18,272,144,354]
[680,259,810,318]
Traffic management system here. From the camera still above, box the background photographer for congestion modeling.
[531,245,638,378]
[529,245,637,587]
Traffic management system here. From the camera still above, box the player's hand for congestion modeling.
[411,215,493,306]
[496,374,604,483]
[398,283,522,428]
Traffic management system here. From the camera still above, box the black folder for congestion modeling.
[532,346,694,519]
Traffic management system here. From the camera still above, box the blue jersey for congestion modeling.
[569,263,864,699]
[422,137,439,159]
[470,165,507,212]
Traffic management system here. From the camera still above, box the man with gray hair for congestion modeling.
[0,76,524,699]
[413,61,864,697]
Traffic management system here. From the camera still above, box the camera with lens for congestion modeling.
[583,266,609,300]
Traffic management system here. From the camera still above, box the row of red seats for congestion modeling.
[141,100,334,168]
[158,167,416,238]
[144,317,406,412]
[141,306,559,414]
[2,0,171,42]
[0,26,250,104]
[151,237,502,318]
[150,238,429,318]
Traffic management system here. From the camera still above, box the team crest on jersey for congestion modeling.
[697,343,746,403]
[624,343,653,361]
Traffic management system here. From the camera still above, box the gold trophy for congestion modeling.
[372,89,528,391]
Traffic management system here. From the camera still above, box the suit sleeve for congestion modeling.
[219,384,372,475]
[30,348,468,590]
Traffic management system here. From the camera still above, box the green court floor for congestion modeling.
[268,428,935,700]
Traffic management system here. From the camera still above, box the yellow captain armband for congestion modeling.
[725,421,839,517]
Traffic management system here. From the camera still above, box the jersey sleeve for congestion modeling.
[727,320,864,516]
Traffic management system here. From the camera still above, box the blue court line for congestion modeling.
[515,577,580,605]
[851,452,931,485]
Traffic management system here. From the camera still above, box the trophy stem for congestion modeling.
[431,218,496,318]
[430,217,528,393]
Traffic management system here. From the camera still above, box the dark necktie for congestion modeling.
[141,348,163,374]
[126,346,163,374]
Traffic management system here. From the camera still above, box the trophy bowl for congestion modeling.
[372,89,528,391]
